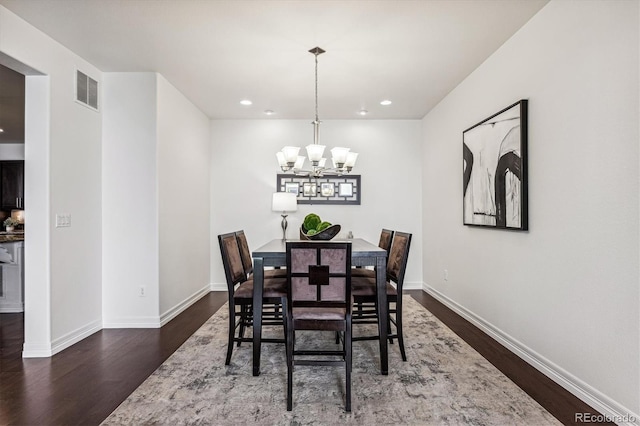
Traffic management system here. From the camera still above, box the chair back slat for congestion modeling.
[386,231,412,287]
[218,232,247,292]
[378,229,394,254]
[287,242,351,309]
[235,230,254,277]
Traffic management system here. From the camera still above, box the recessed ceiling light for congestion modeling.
[240,99,252,106]
[264,110,275,116]
[380,100,392,106]
[0,128,4,133]
[359,110,368,116]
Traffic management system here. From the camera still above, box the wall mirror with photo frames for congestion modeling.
[276,174,361,205]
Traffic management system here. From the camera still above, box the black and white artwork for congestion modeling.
[463,100,528,230]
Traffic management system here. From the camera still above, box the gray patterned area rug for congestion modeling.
[102,296,559,425]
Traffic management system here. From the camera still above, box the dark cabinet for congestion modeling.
[0,161,24,210]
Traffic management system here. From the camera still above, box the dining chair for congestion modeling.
[352,228,394,277]
[285,241,353,412]
[236,230,287,279]
[218,232,287,365]
[351,231,412,361]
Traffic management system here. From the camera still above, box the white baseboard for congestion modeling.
[210,282,227,292]
[102,317,162,328]
[23,286,218,357]
[50,319,102,356]
[159,285,211,326]
[403,281,422,291]
[103,285,215,329]
[23,319,102,358]
[422,284,639,426]
[22,342,53,358]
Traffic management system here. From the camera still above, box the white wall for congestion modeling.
[102,73,211,326]
[102,72,160,327]
[210,119,423,289]
[0,5,103,356]
[422,0,639,419]
[157,75,211,319]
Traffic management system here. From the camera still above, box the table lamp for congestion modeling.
[272,192,298,241]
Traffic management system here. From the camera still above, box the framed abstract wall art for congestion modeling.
[463,100,528,230]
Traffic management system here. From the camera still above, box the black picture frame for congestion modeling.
[276,174,361,205]
[463,99,528,230]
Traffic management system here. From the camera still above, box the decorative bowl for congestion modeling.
[300,224,341,240]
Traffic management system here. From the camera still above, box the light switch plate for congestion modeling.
[55,214,71,228]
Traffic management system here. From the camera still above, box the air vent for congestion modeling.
[75,69,99,111]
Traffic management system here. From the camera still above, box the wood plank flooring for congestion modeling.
[0,290,608,425]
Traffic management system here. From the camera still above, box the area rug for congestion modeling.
[102,296,559,425]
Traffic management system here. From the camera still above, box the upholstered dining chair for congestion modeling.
[235,230,287,279]
[285,241,353,412]
[351,228,394,277]
[351,231,412,361]
[218,232,287,365]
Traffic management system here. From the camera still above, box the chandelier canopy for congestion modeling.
[276,47,358,178]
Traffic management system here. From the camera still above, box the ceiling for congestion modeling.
[0,0,547,122]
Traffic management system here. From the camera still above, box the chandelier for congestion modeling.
[276,47,358,178]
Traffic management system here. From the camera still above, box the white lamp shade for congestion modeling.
[281,146,300,163]
[276,151,287,167]
[272,192,298,212]
[330,147,350,165]
[345,152,359,168]
[318,157,327,168]
[293,156,306,170]
[306,144,326,162]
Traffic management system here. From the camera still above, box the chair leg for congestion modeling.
[286,321,294,411]
[396,299,407,361]
[387,305,394,344]
[345,318,352,412]
[225,300,236,365]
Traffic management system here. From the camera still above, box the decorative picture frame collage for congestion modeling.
[277,174,361,205]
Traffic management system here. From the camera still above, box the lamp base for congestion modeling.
[281,214,288,241]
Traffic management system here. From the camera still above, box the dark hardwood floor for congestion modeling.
[406,290,611,426]
[0,290,608,425]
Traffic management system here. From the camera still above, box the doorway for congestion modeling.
[0,52,49,358]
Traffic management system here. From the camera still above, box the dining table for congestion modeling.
[251,238,389,376]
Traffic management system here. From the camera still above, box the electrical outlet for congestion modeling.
[444,269,449,281]
[139,286,146,297]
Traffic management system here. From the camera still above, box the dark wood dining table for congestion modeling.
[252,238,389,376]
